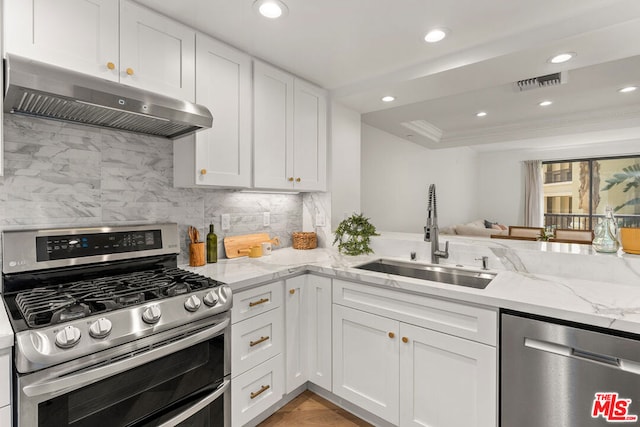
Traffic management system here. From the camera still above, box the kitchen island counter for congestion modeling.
[183,232,640,336]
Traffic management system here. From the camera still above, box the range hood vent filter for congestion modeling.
[4,54,212,139]
[515,71,567,92]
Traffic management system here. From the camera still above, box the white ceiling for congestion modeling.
[136,0,640,149]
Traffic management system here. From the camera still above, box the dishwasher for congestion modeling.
[502,312,640,426]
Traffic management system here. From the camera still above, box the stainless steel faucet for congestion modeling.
[424,184,449,264]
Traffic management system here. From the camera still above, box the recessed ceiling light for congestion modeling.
[381,96,395,102]
[476,111,487,117]
[424,28,448,43]
[253,0,288,19]
[619,86,637,93]
[539,100,553,107]
[549,52,575,64]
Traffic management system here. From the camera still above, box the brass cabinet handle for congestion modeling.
[250,384,270,399]
[289,289,295,294]
[288,177,294,182]
[249,298,269,307]
[106,62,115,70]
[200,169,207,175]
[388,332,395,339]
[295,177,301,182]
[402,337,409,343]
[249,336,270,347]
[126,67,134,76]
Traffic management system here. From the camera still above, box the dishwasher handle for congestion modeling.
[524,337,640,375]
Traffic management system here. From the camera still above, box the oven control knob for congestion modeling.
[203,291,218,307]
[89,317,112,339]
[142,305,162,324]
[55,325,81,349]
[184,295,201,312]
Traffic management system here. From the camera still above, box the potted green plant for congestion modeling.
[333,213,379,255]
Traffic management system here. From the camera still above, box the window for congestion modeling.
[542,156,640,230]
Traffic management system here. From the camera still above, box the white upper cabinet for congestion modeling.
[253,60,327,192]
[293,80,327,191]
[4,0,195,101]
[174,34,252,188]
[119,0,195,101]
[5,0,119,81]
[253,60,295,189]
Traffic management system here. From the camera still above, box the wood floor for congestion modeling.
[258,390,372,427]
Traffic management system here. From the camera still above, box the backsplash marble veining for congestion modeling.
[0,115,325,264]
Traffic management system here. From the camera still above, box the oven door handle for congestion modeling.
[157,378,230,427]
[23,317,229,398]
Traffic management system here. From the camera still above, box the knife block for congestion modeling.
[189,243,205,266]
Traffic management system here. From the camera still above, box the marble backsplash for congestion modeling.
[0,115,329,264]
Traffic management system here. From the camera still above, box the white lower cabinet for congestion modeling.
[284,275,332,393]
[232,354,284,427]
[231,281,285,427]
[0,349,10,426]
[399,323,496,427]
[332,279,497,427]
[285,276,307,393]
[333,304,400,424]
[305,275,332,390]
[0,405,10,427]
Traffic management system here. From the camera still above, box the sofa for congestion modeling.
[440,219,508,237]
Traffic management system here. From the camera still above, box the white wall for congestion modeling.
[361,124,479,232]
[476,139,640,226]
[330,101,362,229]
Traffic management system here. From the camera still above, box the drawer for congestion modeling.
[0,350,10,407]
[333,279,497,346]
[0,405,10,427]
[232,281,283,324]
[232,354,284,427]
[232,307,283,376]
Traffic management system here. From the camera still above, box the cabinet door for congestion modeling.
[399,323,497,427]
[253,61,294,189]
[120,0,195,101]
[194,34,251,187]
[5,0,119,81]
[285,276,307,393]
[293,80,327,191]
[333,305,399,425]
[307,275,332,391]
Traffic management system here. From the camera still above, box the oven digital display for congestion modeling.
[36,230,163,261]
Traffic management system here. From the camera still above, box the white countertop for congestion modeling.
[0,301,14,350]
[183,232,640,336]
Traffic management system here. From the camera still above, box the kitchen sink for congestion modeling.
[355,259,496,289]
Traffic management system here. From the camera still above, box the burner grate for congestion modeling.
[14,267,221,328]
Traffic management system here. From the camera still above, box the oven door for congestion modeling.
[16,313,230,427]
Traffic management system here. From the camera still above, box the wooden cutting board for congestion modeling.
[224,233,278,258]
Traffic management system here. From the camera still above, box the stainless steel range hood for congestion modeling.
[4,54,212,139]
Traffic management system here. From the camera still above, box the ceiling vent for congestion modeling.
[515,71,568,91]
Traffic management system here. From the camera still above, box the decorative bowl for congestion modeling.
[620,227,640,254]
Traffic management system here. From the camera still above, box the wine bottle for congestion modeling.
[206,224,218,263]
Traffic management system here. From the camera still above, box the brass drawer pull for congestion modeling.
[249,336,270,347]
[250,384,270,399]
[249,298,269,307]
[388,332,395,339]
[289,289,295,295]
[402,337,409,343]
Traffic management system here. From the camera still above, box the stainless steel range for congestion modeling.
[1,223,232,427]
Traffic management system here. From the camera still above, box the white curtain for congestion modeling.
[524,160,543,227]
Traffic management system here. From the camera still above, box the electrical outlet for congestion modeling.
[221,214,231,231]
[263,212,270,227]
[315,212,325,227]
